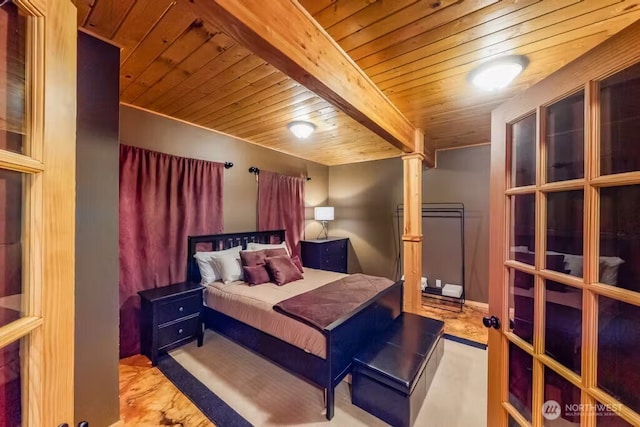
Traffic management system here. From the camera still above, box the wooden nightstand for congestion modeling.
[138,282,204,366]
[300,238,349,273]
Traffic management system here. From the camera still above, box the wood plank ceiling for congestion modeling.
[77,0,640,166]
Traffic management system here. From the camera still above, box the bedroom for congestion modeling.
[2,0,640,426]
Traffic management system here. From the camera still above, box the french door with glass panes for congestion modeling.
[0,1,76,426]
[487,23,640,427]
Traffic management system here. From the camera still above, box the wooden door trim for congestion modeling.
[489,17,640,427]
[13,0,45,17]
[580,78,598,427]
[504,331,534,355]
[0,0,78,425]
[588,387,640,426]
[539,179,585,192]
[505,185,536,196]
[503,402,533,427]
[0,151,44,173]
[0,317,42,348]
[39,1,76,424]
[590,171,640,187]
[587,283,640,307]
[488,104,508,427]
[531,105,544,427]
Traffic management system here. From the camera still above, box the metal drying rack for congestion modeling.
[395,202,465,312]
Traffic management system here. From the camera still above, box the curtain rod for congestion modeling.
[224,162,234,169]
[247,166,311,181]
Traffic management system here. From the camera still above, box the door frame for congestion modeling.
[488,19,640,427]
[0,0,76,425]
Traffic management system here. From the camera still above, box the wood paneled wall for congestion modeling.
[78,0,640,165]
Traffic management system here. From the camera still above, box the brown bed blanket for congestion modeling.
[273,273,394,331]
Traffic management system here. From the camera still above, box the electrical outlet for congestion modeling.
[435,279,442,288]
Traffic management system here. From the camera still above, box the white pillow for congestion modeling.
[562,254,583,277]
[210,255,244,284]
[545,251,581,276]
[193,245,242,284]
[599,256,625,285]
[246,242,290,256]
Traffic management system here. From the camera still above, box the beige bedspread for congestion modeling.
[203,268,348,359]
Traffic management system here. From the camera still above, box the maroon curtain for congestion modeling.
[119,145,223,358]
[257,171,305,257]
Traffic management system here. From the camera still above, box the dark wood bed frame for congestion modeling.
[187,230,403,420]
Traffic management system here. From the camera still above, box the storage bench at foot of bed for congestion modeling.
[351,313,444,427]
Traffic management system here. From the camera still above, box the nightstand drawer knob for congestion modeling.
[179,306,184,312]
[178,328,183,334]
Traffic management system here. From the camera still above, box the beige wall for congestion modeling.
[119,105,490,301]
[327,145,490,303]
[75,33,120,425]
[423,145,490,303]
[120,105,329,238]
[328,158,403,279]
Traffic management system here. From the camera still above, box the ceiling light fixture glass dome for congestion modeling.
[288,121,316,139]
[469,55,528,91]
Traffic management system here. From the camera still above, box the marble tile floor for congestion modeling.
[118,354,213,426]
[117,301,487,425]
[418,299,489,345]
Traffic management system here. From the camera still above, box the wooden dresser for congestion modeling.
[138,282,204,366]
[300,237,349,273]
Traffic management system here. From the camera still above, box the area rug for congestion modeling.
[160,330,487,426]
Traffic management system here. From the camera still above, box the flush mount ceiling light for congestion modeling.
[288,121,316,139]
[468,55,529,91]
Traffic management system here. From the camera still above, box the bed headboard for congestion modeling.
[187,229,286,283]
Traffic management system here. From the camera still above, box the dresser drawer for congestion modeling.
[158,315,200,349]
[323,252,345,266]
[157,294,201,325]
[321,239,346,253]
[322,257,347,273]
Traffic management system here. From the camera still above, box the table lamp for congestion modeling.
[314,206,334,239]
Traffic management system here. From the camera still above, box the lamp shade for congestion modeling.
[314,206,334,221]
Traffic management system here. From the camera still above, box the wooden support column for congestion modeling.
[402,129,425,313]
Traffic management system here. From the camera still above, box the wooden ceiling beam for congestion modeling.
[187,0,429,163]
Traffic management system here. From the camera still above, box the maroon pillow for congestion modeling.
[240,250,267,266]
[242,265,271,286]
[264,248,288,257]
[290,255,304,274]
[266,255,303,285]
